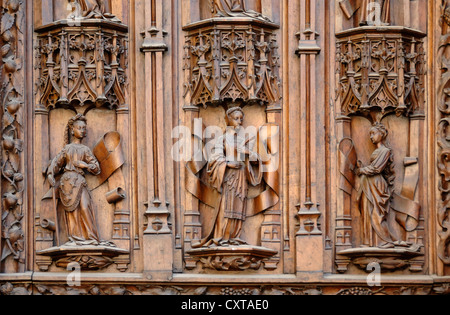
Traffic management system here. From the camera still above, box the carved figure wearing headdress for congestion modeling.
[355,122,395,248]
[193,107,263,247]
[47,114,111,246]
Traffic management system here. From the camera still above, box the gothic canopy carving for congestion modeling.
[34,20,128,111]
[336,27,426,120]
[183,18,281,108]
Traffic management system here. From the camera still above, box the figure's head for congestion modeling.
[72,118,87,140]
[369,122,388,145]
[65,114,88,144]
[226,107,244,128]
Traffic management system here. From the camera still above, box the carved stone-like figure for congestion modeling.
[339,0,390,26]
[47,114,106,246]
[359,0,390,26]
[355,122,395,248]
[68,0,117,20]
[194,107,262,247]
[212,0,272,22]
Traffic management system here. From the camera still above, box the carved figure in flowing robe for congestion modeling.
[339,0,390,26]
[69,0,116,20]
[355,122,395,248]
[47,114,108,247]
[194,107,263,247]
[212,0,272,22]
[359,0,390,26]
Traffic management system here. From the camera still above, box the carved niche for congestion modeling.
[334,26,427,273]
[182,5,282,272]
[33,8,131,272]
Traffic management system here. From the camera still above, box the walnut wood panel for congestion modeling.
[0,0,448,295]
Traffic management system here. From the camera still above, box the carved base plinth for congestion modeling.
[337,246,424,273]
[37,245,129,271]
[187,245,278,271]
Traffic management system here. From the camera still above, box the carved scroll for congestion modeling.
[339,138,357,195]
[93,131,125,187]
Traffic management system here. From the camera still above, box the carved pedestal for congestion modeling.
[37,245,128,271]
[187,245,277,271]
[337,246,423,272]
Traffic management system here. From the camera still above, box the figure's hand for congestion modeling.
[74,161,89,169]
[48,174,56,187]
[227,161,243,169]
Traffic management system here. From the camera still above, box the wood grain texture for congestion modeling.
[0,0,448,294]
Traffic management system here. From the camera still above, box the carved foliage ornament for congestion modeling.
[2,282,448,296]
[438,0,450,265]
[1,0,26,273]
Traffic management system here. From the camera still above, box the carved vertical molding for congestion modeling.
[295,0,323,276]
[260,32,282,271]
[437,0,450,270]
[0,0,27,274]
[140,0,172,280]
